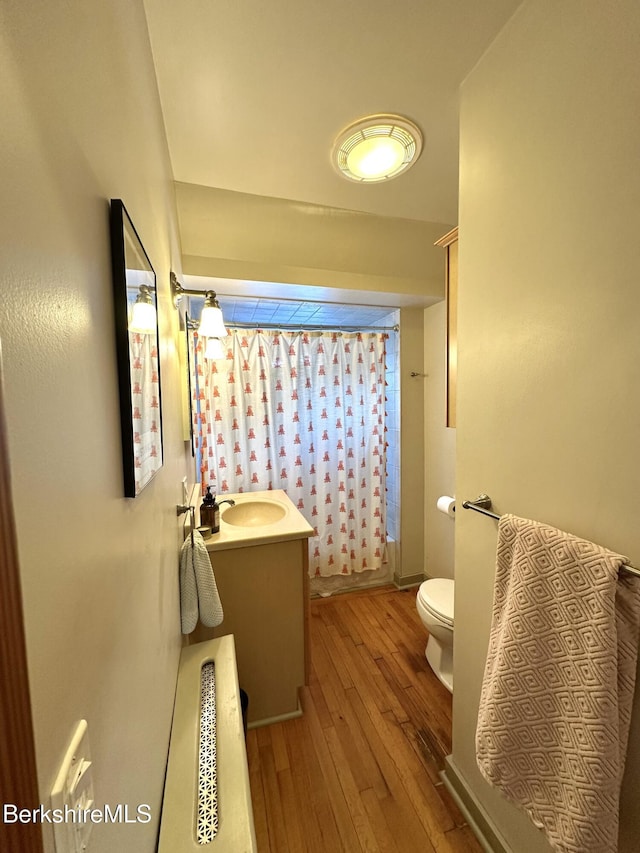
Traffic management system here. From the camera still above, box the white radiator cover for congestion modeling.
[159,635,256,852]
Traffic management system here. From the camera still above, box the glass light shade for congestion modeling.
[198,305,227,337]
[198,292,228,337]
[346,136,406,180]
[204,337,225,360]
[332,114,423,183]
[129,298,157,334]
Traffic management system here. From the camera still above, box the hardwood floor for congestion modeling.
[246,585,483,852]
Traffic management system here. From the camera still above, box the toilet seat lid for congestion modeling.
[418,578,454,626]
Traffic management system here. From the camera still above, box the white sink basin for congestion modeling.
[222,500,287,527]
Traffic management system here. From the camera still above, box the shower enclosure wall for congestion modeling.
[383,311,400,577]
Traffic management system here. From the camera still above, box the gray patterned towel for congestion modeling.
[179,530,224,634]
[476,514,640,853]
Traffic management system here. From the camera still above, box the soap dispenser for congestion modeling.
[200,486,220,534]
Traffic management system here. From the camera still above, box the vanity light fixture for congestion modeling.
[129,285,157,334]
[204,337,225,360]
[198,292,228,338]
[170,272,228,337]
[331,113,423,183]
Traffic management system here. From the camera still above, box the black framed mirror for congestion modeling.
[109,199,163,497]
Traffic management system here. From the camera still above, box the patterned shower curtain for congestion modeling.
[129,331,161,495]
[190,328,387,578]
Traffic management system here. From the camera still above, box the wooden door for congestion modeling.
[0,352,44,853]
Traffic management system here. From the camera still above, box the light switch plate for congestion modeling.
[51,720,94,853]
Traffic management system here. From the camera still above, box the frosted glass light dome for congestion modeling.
[129,285,157,334]
[204,337,225,359]
[332,114,423,183]
[198,291,228,338]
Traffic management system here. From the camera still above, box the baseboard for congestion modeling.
[247,701,303,730]
[441,756,512,853]
[393,571,423,588]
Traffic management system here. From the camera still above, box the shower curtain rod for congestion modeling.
[187,319,399,333]
[228,321,398,333]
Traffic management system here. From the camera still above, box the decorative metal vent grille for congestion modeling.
[332,113,422,183]
[336,124,416,174]
[197,663,218,844]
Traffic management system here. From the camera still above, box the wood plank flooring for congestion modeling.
[246,585,483,853]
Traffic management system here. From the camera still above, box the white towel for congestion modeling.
[476,514,640,853]
[179,530,224,634]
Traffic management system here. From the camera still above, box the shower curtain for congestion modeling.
[129,331,161,495]
[190,328,387,578]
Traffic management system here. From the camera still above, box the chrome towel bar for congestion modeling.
[177,503,196,546]
[462,495,640,579]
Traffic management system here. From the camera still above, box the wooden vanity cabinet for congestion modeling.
[190,538,309,726]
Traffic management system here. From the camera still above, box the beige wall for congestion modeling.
[0,2,188,851]
[176,181,451,300]
[424,302,456,579]
[397,308,426,582]
[454,2,640,850]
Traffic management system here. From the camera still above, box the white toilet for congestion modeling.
[416,578,454,693]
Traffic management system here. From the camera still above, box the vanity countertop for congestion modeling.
[202,489,313,553]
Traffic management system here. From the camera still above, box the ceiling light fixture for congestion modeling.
[331,114,423,183]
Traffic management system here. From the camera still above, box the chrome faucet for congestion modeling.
[218,499,236,507]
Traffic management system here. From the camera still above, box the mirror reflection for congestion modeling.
[110,200,163,497]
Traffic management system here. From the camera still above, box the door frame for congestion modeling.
[0,351,43,853]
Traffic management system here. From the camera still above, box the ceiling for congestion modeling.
[189,291,399,330]
[143,0,520,226]
[183,273,427,328]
